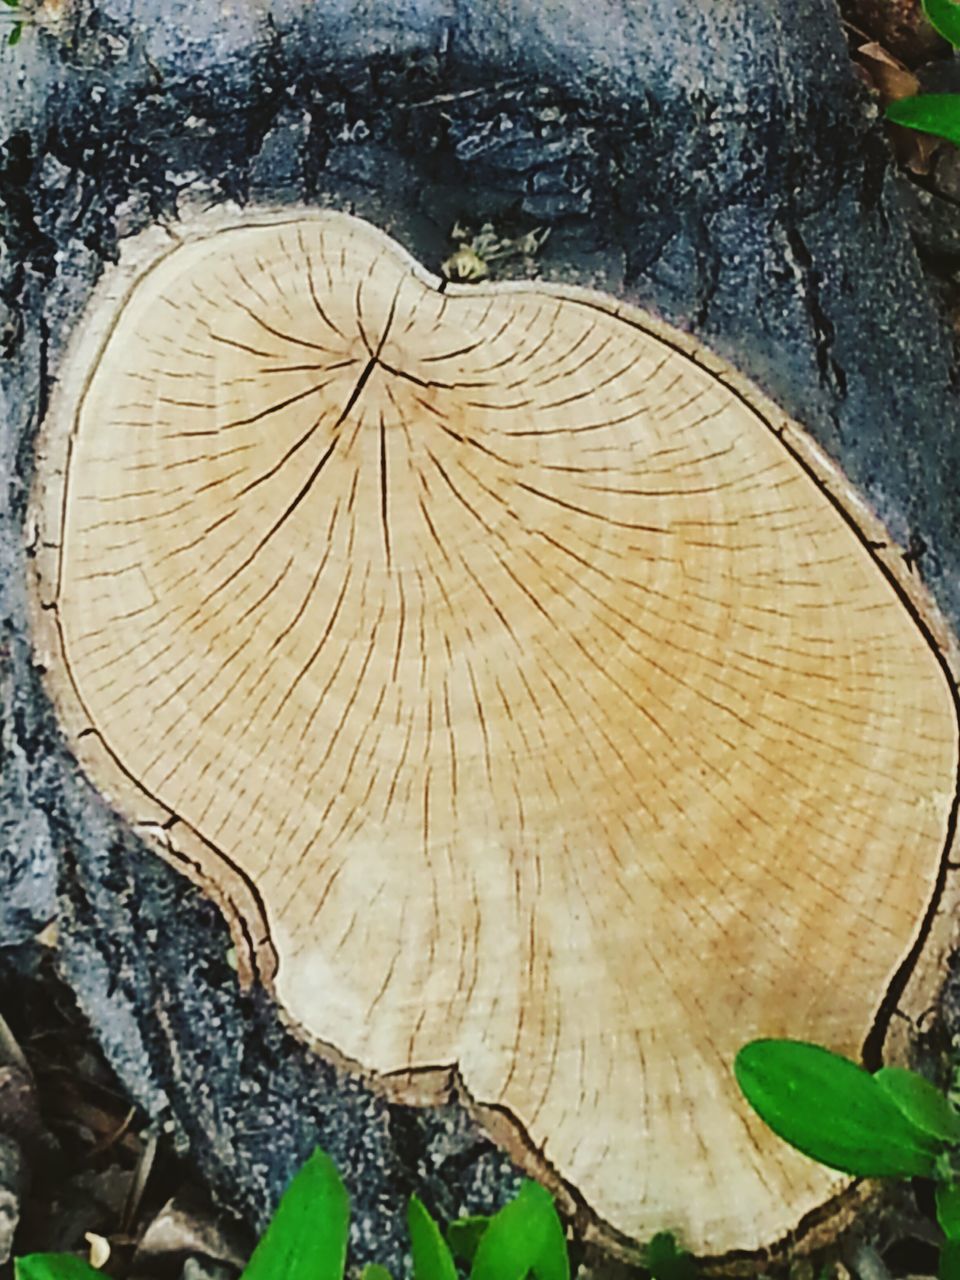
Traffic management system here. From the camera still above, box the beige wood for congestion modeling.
[29,210,960,1259]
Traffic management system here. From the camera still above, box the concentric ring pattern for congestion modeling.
[44,214,959,1253]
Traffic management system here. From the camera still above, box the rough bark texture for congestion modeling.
[3,0,960,1268]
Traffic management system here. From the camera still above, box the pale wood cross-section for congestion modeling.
[30,210,960,1258]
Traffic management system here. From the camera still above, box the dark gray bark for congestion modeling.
[3,0,960,1266]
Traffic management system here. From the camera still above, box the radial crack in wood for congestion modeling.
[29,210,960,1257]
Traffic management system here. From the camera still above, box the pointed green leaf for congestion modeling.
[241,1146,350,1280]
[875,1067,960,1143]
[735,1040,945,1178]
[360,1266,394,1280]
[408,1197,458,1280]
[447,1216,491,1265]
[7,20,21,44]
[924,0,960,47]
[15,1259,103,1280]
[643,1231,698,1280]
[470,1181,568,1280]
[939,1183,960,1242]
[885,95,960,147]
[942,1238,960,1280]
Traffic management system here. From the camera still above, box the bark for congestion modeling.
[2,0,960,1268]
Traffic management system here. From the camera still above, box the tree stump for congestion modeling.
[3,0,960,1269]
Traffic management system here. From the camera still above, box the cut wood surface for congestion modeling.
[30,210,960,1254]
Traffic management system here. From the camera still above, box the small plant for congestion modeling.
[735,1039,960,1280]
[14,1145,576,1280]
[12,1141,697,1280]
[885,0,960,144]
[641,1232,698,1280]
[1,0,22,48]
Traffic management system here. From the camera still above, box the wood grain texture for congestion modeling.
[30,210,960,1255]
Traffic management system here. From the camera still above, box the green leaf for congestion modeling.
[408,1197,458,1280]
[447,1216,491,1265]
[360,1266,394,1280]
[924,0,960,47]
[939,1183,960,1242]
[7,20,21,44]
[875,1067,960,1143]
[15,1259,103,1280]
[734,1040,945,1178]
[240,1146,350,1280]
[0,1,18,10]
[942,1239,960,1280]
[643,1231,698,1280]
[470,1181,569,1280]
[885,95,960,147]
